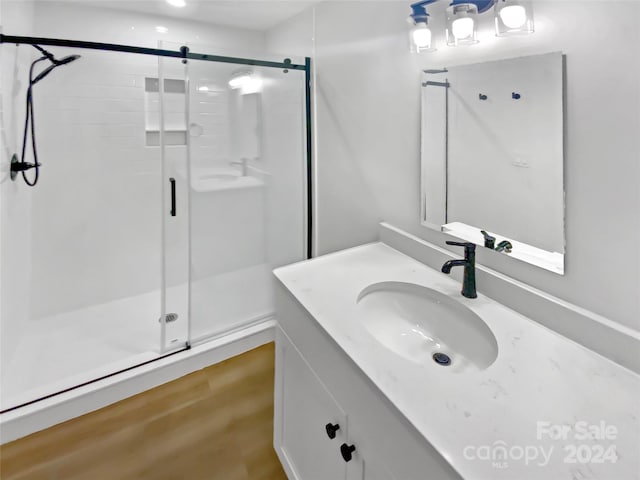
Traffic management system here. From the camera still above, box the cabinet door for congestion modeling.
[362,457,398,480]
[276,331,347,480]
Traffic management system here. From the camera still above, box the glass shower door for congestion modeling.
[157,45,190,353]
[0,45,188,411]
[184,48,308,344]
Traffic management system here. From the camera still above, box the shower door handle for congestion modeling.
[169,178,176,217]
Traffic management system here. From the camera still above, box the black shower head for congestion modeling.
[31,44,81,68]
[53,54,81,66]
[18,48,81,186]
[31,53,81,85]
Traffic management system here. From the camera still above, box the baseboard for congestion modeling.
[379,222,640,374]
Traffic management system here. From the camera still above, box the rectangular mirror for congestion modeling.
[421,52,565,274]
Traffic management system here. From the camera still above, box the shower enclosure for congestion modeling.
[0,35,310,412]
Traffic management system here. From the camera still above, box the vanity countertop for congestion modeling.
[273,243,640,480]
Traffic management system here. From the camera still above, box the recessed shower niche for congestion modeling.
[144,76,187,146]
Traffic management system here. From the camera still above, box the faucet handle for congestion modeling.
[446,240,475,249]
[446,241,476,258]
[480,230,496,249]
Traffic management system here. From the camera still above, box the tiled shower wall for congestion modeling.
[0,0,36,365]
[11,2,266,319]
[2,1,307,332]
[30,50,168,319]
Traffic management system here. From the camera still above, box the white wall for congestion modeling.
[28,1,266,56]
[268,1,640,332]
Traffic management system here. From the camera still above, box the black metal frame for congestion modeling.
[0,34,307,70]
[304,57,313,259]
[0,33,314,414]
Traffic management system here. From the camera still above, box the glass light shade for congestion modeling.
[500,5,526,28]
[495,0,534,36]
[446,4,479,46]
[411,22,435,53]
[452,17,474,39]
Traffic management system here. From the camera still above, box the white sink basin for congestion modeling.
[356,282,498,373]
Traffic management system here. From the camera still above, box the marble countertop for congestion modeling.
[274,243,640,480]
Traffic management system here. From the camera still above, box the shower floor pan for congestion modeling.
[0,264,273,415]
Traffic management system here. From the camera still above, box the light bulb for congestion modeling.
[228,74,252,89]
[412,23,432,49]
[241,78,263,95]
[499,5,527,29]
[446,3,479,46]
[452,17,474,39]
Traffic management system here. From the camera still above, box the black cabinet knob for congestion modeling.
[340,443,356,462]
[325,423,340,439]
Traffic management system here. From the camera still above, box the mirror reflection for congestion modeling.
[421,52,565,274]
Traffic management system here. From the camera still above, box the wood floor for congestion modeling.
[0,343,287,480]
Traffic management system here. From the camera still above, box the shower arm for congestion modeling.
[31,44,55,62]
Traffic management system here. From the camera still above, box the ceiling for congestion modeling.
[86,0,319,31]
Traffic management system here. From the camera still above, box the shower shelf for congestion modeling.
[145,130,187,147]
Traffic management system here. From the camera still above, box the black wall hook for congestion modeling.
[479,93,488,100]
[512,92,521,100]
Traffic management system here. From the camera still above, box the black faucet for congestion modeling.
[495,240,513,253]
[480,230,495,249]
[441,241,477,299]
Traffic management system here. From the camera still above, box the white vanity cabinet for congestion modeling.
[274,284,462,480]
[276,330,348,480]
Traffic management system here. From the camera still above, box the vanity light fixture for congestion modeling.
[409,4,435,52]
[412,23,434,51]
[166,0,186,7]
[409,0,533,51]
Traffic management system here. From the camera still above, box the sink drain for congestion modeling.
[432,352,451,366]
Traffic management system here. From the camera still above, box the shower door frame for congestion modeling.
[0,33,313,414]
